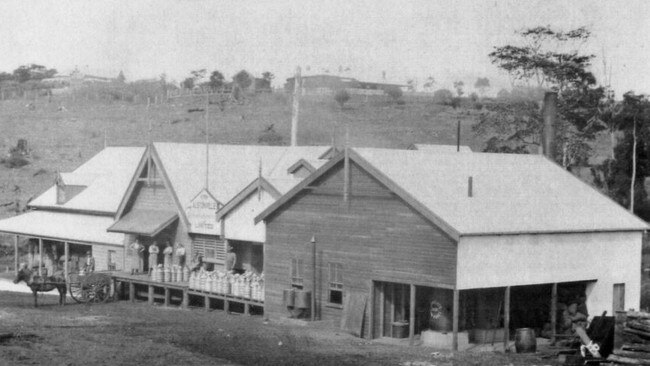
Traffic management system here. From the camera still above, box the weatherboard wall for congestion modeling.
[263,161,457,335]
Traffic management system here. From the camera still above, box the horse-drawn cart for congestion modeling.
[67,272,112,304]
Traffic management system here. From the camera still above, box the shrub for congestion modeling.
[334,89,350,108]
[433,89,453,105]
[385,87,403,102]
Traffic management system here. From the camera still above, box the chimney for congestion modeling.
[541,92,558,158]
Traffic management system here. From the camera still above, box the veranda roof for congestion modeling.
[108,209,178,237]
[0,210,124,245]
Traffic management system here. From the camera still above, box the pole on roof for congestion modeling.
[14,235,18,276]
[343,127,350,203]
[257,158,262,201]
[205,94,210,189]
[291,67,301,146]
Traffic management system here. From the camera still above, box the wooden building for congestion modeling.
[0,147,145,275]
[256,148,648,348]
[108,143,329,273]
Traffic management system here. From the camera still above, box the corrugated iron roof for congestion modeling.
[0,210,124,245]
[153,143,329,212]
[355,148,648,235]
[29,147,145,214]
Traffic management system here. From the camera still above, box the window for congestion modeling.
[290,258,304,289]
[328,262,343,305]
[107,250,116,271]
[191,234,225,262]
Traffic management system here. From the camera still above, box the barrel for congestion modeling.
[515,328,536,353]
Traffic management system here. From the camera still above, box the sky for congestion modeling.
[0,0,648,96]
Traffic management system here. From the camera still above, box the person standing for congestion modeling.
[225,245,237,272]
[148,242,160,274]
[163,241,173,268]
[83,250,95,274]
[130,240,145,274]
[174,242,186,268]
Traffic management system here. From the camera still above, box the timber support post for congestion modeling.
[14,235,18,275]
[129,282,135,302]
[409,284,416,346]
[551,283,557,344]
[504,286,511,352]
[452,288,459,351]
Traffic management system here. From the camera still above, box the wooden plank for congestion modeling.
[504,286,510,352]
[38,238,43,276]
[148,285,154,305]
[340,292,368,337]
[245,304,250,316]
[551,283,557,344]
[409,284,415,346]
[14,235,18,275]
[164,287,170,306]
[452,289,459,351]
[129,282,135,302]
[607,354,650,365]
[369,281,375,339]
[224,299,229,313]
[379,282,385,337]
[182,288,188,309]
[624,344,650,353]
[64,242,69,281]
[204,295,210,311]
[614,350,650,360]
[627,311,650,319]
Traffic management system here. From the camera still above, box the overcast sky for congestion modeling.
[0,0,647,96]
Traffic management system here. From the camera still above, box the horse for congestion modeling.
[13,264,67,307]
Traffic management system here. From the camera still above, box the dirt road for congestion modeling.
[0,290,555,366]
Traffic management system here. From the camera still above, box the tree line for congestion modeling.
[473,25,650,219]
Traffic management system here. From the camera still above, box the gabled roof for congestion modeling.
[214,177,282,222]
[28,147,145,215]
[152,143,330,215]
[257,148,648,237]
[287,159,316,174]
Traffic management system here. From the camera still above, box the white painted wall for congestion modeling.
[457,231,642,316]
[223,190,275,243]
[92,243,124,271]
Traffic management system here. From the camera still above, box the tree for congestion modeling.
[181,77,194,90]
[432,89,453,105]
[406,79,417,92]
[262,71,274,83]
[453,81,464,97]
[208,70,225,90]
[13,64,57,83]
[233,70,252,89]
[478,26,603,168]
[496,88,511,99]
[0,72,13,82]
[423,76,436,91]
[190,69,207,83]
[117,70,126,83]
[334,89,350,108]
[474,77,490,97]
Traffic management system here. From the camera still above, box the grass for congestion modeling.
[0,92,483,222]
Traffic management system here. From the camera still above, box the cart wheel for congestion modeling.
[90,284,110,303]
[69,281,85,304]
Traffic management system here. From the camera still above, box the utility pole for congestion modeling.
[291,67,301,146]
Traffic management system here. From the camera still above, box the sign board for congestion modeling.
[186,189,221,235]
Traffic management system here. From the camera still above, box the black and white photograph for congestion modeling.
[0,1,649,365]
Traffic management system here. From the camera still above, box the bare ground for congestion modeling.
[0,289,563,366]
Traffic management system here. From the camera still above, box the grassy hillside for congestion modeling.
[0,92,484,219]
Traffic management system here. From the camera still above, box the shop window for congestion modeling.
[328,262,343,305]
[192,234,225,262]
[290,258,304,289]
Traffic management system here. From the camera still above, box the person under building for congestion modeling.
[225,245,237,273]
[83,250,95,274]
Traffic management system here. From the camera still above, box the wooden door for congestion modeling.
[613,283,625,312]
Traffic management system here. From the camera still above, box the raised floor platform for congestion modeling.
[110,272,264,316]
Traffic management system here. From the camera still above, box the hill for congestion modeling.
[0,92,484,219]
